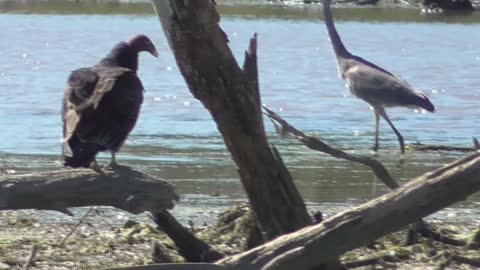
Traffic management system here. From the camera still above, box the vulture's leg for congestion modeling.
[90,160,104,174]
[373,110,380,152]
[377,107,405,154]
[105,152,120,169]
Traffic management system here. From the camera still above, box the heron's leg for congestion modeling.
[105,152,120,169]
[373,111,380,151]
[377,108,405,154]
[90,159,104,174]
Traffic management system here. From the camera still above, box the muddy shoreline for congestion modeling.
[2,205,480,269]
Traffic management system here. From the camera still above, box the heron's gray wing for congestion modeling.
[344,64,423,108]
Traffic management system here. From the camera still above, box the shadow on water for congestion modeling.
[1,1,480,23]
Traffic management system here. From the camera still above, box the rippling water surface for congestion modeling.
[0,4,479,223]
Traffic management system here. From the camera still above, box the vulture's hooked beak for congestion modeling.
[151,48,159,58]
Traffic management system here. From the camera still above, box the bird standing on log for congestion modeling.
[61,34,158,172]
[322,0,435,153]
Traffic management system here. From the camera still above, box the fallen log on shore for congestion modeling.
[0,166,179,214]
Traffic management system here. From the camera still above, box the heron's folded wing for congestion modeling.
[345,65,423,107]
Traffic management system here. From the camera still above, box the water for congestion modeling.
[0,4,480,224]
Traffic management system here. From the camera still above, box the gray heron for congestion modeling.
[322,0,435,153]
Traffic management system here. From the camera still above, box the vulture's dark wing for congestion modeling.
[75,70,144,151]
[62,66,132,156]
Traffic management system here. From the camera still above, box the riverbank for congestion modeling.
[1,0,479,23]
[2,205,480,269]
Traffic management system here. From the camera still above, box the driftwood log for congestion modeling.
[0,166,179,214]
[151,0,312,240]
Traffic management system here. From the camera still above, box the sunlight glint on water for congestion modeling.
[0,10,479,222]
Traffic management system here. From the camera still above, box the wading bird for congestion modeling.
[322,0,435,153]
[62,34,158,172]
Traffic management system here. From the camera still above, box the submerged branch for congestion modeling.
[152,210,225,262]
[264,107,470,246]
[263,106,399,190]
[408,137,480,152]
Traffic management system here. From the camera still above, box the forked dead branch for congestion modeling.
[264,106,400,190]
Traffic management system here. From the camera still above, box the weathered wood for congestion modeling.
[265,107,474,247]
[152,210,225,262]
[151,0,312,240]
[217,153,480,270]
[264,107,399,190]
[0,166,179,214]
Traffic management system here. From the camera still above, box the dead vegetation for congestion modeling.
[2,205,480,270]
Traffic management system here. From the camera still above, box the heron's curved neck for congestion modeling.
[323,1,350,59]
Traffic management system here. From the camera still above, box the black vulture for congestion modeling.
[61,34,158,172]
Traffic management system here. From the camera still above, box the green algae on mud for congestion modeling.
[0,206,251,269]
[2,205,480,269]
[0,215,179,269]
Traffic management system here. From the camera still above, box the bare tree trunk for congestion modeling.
[0,167,179,214]
[151,0,312,240]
